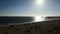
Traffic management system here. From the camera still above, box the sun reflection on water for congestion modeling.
[34,16,44,22]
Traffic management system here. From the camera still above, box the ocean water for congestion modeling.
[0,16,60,25]
[0,16,34,25]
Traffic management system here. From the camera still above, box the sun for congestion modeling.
[34,0,44,6]
[34,16,44,22]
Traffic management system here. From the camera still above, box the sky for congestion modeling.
[0,0,60,16]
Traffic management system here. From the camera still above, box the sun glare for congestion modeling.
[34,16,44,22]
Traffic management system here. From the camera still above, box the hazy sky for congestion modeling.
[0,0,60,16]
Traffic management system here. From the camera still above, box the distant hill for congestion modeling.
[45,16,60,19]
